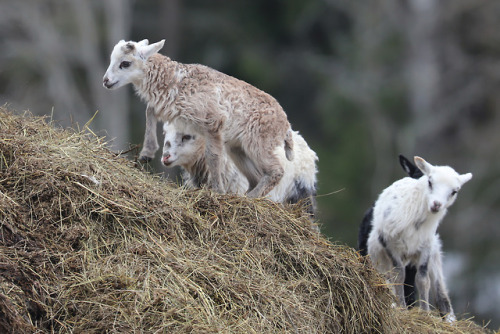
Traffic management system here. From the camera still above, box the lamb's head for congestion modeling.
[103,39,165,90]
[414,156,472,214]
[162,122,205,168]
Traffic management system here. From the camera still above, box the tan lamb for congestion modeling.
[103,39,294,197]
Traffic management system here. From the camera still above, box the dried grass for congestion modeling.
[0,107,492,333]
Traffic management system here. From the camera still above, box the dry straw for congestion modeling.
[0,107,492,333]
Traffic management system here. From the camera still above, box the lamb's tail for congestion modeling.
[284,129,294,161]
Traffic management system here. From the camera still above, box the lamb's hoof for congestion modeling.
[139,156,152,163]
[246,190,260,198]
[310,224,320,233]
[445,313,456,323]
[207,180,224,194]
[212,186,225,194]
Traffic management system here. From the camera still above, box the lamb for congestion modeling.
[103,39,294,197]
[367,156,472,322]
[358,155,423,307]
[161,120,318,217]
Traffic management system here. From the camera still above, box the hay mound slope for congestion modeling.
[0,107,491,333]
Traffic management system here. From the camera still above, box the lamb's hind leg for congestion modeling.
[429,249,456,322]
[246,152,284,198]
[227,146,259,192]
[434,275,455,322]
[404,265,418,307]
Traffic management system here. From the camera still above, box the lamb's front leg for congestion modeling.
[415,256,431,311]
[204,131,224,193]
[371,234,406,307]
[139,105,159,162]
[389,261,406,307]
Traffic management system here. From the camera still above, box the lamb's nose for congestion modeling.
[431,201,442,213]
[103,77,109,84]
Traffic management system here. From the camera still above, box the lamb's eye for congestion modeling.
[428,180,433,190]
[451,190,457,196]
[182,135,192,142]
[119,61,131,69]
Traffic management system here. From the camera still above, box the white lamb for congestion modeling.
[367,156,472,322]
[103,39,294,198]
[161,120,318,217]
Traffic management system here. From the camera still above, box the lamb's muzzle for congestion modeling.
[102,77,117,89]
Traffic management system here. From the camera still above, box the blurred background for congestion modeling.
[0,0,498,329]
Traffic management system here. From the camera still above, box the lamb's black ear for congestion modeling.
[399,154,424,179]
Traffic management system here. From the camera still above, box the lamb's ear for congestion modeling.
[414,156,432,175]
[137,39,149,46]
[137,40,165,59]
[459,173,472,186]
[399,154,423,178]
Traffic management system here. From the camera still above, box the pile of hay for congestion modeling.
[0,107,491,333]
